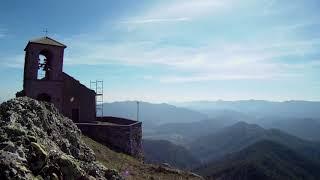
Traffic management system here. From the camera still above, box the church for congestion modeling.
[18,36,143,158]
[22,36,96,122]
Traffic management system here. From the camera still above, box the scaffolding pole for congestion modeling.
[90,80,104,117]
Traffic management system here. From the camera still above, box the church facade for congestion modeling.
[22,36,96,123]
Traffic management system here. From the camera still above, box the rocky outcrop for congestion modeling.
[0,97,123,180]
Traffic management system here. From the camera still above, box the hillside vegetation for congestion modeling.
[196,140,320,180]
[189,121,320,162]
[82,136,203,180]
[143,139,200,169]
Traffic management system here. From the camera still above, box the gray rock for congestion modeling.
[0,97,123,180]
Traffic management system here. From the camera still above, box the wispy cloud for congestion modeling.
[152,0,229,17]
[120,17,190,24]
[63,33,320,83]
[116,0,233,31]
[261,0,298,16]
[273,22,320,32]
[4,0,319,84]
[1,0,320,101]
[5,1,317,83]
[0,28,7,39]
[130,0,233,23]
[0,54,24,68]
[262,0,277,15]
[159,73,301,83]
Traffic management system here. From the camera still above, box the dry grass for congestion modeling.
[81,136,203,180]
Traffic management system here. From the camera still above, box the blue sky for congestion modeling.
[1,0,320,102]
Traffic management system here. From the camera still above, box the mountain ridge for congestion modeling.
[189,121,320,162]
[102,101,208,126]
[195,140,320,180]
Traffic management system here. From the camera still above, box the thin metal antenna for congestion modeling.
[136,101,140,121]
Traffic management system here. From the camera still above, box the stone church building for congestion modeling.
[18,36,143,158]
[22,37,96,123]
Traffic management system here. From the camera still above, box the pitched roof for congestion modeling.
[27,36,67,48]
[62,72,96,94]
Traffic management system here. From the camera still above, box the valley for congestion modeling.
[104,100,320,179]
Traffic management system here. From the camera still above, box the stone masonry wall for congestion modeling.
[77,117,143,159]
[130,122,143,159]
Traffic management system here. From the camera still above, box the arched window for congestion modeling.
[37,50,51,80]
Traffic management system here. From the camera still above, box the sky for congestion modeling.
[0,0,320,103]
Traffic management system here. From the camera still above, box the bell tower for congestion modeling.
[23,36,67,111]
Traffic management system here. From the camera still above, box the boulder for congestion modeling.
[0,97,123,180]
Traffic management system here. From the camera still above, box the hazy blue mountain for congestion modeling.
[175,100,320,119]
[189,121,320,162]
[144,118,238,145]
[102,101,208,126]
[174,100,320,141]
[202,109,254,122]
[143,139,200,169]
[196,140,320,180]
[261,117,320,142]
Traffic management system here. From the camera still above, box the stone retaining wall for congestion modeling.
[76,116,143,159]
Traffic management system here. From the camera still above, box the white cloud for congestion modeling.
[31,0,320,84]
[116,0,234,31]
[0,28,7,39]
[261,0,298,16]
[145,0,230,19]
[272,22,320,32]
[159,73,300,83]
[122,0,233,26]
[63,33,320,83]
[142,75,154,80]
[0,54,24,68]
[120,17,191,24]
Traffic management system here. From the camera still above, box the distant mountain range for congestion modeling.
[143,139,200,169]
[144,121,320,179]
[261,117,320,142]
[189,122,320,163]
[195,140,320,180]
[104,100,320,142]
[175,100,320,119]
[103,100,320,178]
[144,118,238,145]
[102,101,207,127]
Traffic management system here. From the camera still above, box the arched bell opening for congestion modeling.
[37,50,52,80]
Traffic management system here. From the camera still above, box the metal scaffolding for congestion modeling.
[90,80,104,117]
